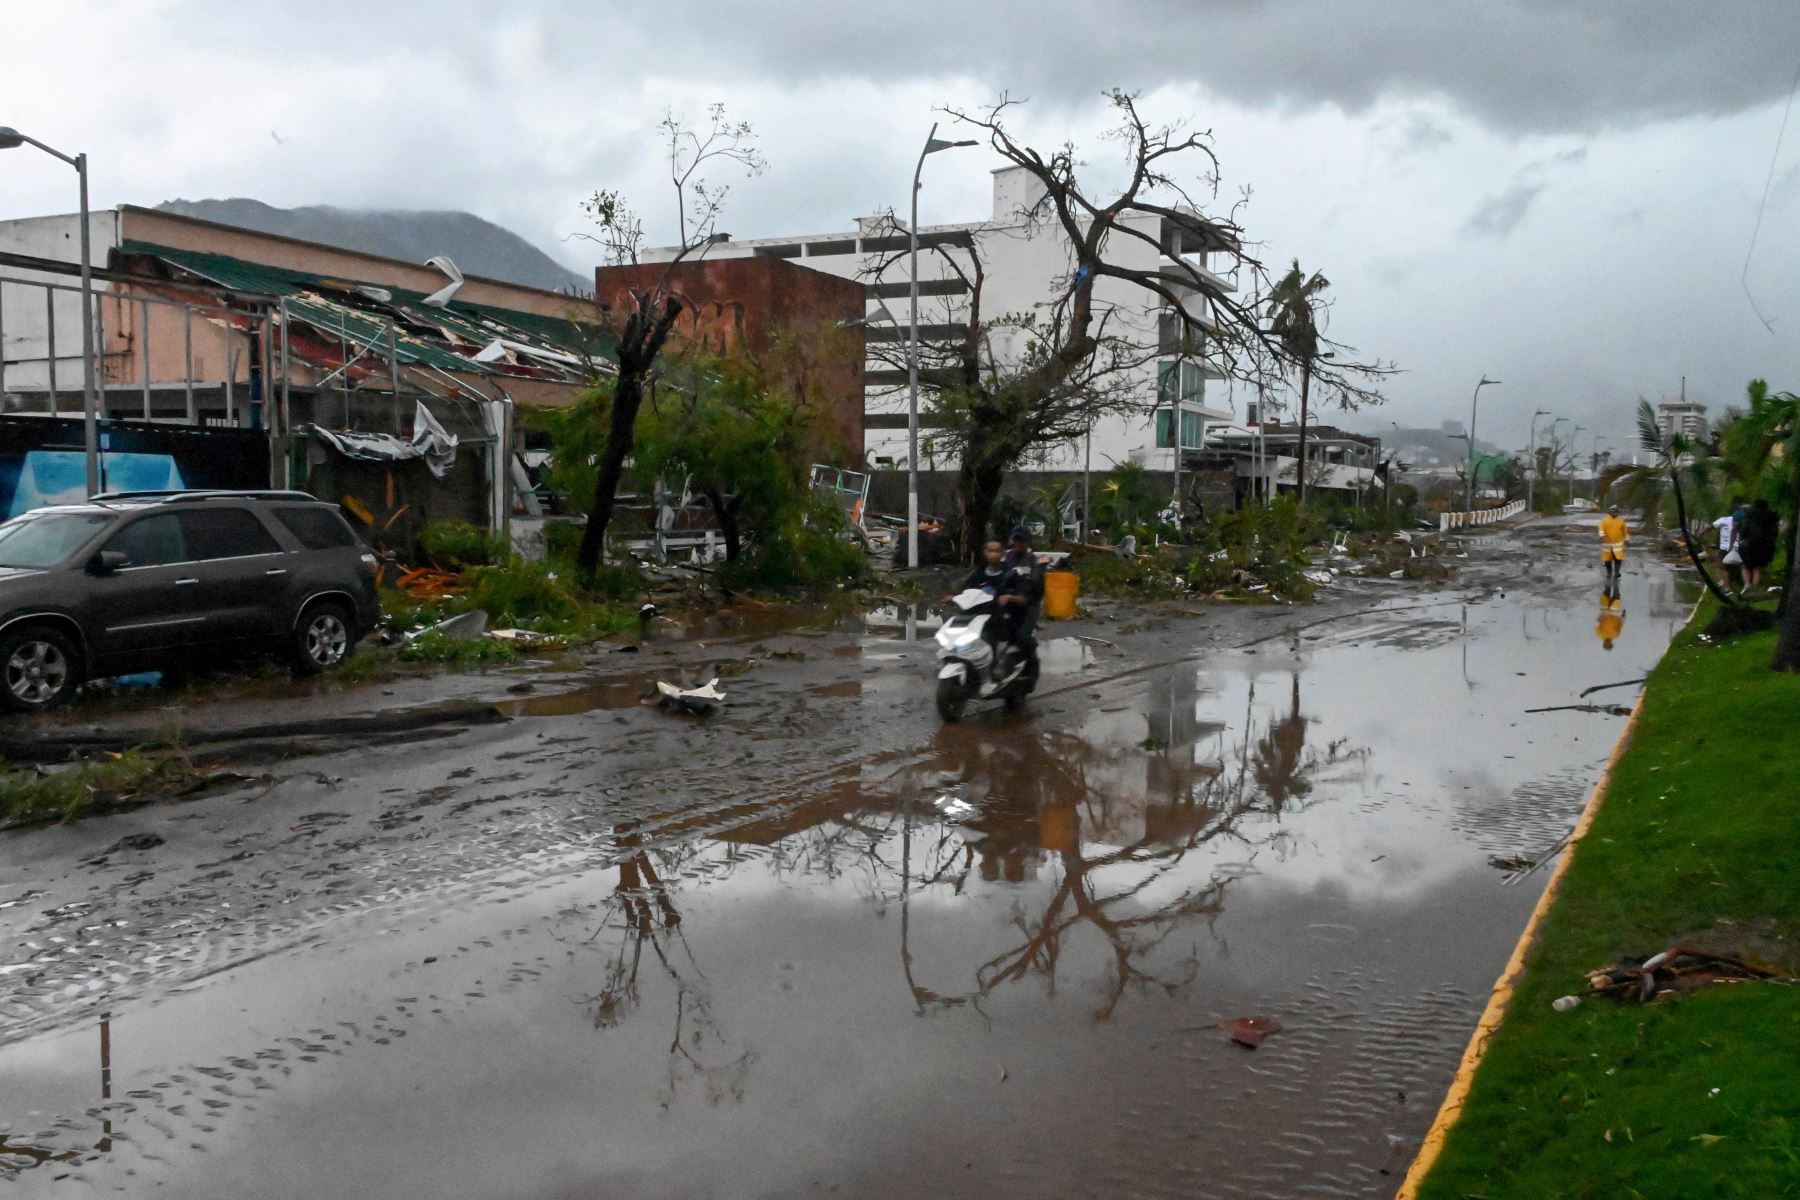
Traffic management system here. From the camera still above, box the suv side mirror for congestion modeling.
[88,550,130,575]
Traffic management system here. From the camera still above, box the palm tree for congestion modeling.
[1630,399,1739,606]
[1266,261,1330,503]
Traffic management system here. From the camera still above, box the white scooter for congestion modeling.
[934,588,1039,723]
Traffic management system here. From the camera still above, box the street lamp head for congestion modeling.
[0,127,25,150]
[925,137,979,154]
[842,302,899,328]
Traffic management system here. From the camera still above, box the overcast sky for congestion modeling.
[7,0,1800,457]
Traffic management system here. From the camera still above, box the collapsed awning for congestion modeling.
[298,401,459,478]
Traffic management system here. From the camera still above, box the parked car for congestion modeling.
[0,490,382,713]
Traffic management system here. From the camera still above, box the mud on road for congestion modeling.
[1,521,1690,1198]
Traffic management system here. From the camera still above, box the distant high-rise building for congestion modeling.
[1440,419,1465,436]
[1656,400,1707,443]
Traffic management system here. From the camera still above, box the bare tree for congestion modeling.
[570,103,765,573]
[869,91,1388,560]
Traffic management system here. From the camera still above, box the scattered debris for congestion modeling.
[1524,702,1633,716]
[1487,853,1535,871]
[655,673,727,716]
[1583,946,1780,1003]
[1579,678,1645,698]
[395,566,463,599]
[405,609,489,642]
[486,628,553,646]
[1224,1015,1282,1048]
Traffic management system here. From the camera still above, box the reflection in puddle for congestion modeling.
[0,558,1687,1198]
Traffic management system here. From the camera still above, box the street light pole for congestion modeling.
[1465,375,1500,512]
[1526,408,1549,513]
[1568,424,1585,504]
[0,126,98,496]
[907,123,977,569]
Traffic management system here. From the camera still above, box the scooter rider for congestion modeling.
[1001,526,1043,643]
[954,538,1034,652]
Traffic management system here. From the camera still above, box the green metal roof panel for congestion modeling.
[122,241,617,367]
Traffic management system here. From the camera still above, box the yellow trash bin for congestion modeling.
[1042,570,1080,620]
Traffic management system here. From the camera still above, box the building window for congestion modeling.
[1155,408,1205,450]
[1157,360,1206,407]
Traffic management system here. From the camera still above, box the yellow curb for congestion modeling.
[1392,692,1646,1199]
[1395,588,1700,1198]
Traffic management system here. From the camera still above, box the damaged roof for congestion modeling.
[117,241,617,385]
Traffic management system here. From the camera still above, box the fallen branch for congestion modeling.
[1579,678,1646,698]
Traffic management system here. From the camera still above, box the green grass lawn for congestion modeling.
[1418,610,1800,1199]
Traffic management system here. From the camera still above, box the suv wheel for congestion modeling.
[292,601,355,676]
[0,625,80,712]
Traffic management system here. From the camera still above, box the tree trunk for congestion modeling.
[1780,471,1800,619]
[956,441,1008,566]
[1296,359,1311,505]
[1669,465,1737,606]
[575,294,684,575]
[704,489,742,562]
[1774,555,1800,669]
[577,370,644,574]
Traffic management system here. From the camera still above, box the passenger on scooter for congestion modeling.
[954,538,1034,652]
[1001,526,1043,643]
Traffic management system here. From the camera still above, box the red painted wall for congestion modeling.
[594,256,866,461]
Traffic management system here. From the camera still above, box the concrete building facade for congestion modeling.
[640,165,1241,478]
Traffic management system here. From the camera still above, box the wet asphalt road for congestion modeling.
[0,521,1689,1198]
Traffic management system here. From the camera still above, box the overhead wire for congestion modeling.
[1741,56,1800,334]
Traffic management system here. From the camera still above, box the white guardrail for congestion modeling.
[1439,498,1526,533]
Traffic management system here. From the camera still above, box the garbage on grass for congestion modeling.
[404,609,489,642]
[1580,946,1779,1004]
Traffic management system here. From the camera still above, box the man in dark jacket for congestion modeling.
[1740,498,1780,591]
[956,538,1035,650]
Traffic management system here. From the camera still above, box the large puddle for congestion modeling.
[1,555,1687,1197]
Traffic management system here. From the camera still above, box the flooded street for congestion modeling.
[1,525,1689,1198]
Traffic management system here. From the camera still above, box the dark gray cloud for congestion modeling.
[161,1,1800,135]
[1464,180,1545,237]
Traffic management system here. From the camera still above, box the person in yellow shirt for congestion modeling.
[1596,582,1624,650]
[1598,505,1629,582]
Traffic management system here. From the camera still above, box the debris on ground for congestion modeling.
[1487,853,1536,871]
[394,566,464,599]
[1524,702,1633,716]
[405,609,489,642]
[1224,1015,1283,1048]
[1579,678,1646,697]
[655,672,727,716]
[83,832,166,864]
[1581,947,1781,1003]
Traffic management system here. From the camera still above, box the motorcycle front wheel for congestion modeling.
[936,674,969,723]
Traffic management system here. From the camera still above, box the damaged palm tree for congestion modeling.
[1627,398,1739,606]
[572,104,767,574]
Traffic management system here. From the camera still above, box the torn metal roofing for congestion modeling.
[117,241,617,384]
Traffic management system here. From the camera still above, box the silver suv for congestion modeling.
[0,490,382,712]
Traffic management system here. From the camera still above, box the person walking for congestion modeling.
[1598,505,1629,583]
[1739,498,1780,592]
[1714,507,1745,594]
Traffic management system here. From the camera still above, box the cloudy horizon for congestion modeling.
[6,0,1800,458]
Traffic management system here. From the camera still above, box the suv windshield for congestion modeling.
[0,512,114,569]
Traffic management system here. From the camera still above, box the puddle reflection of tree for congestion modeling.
[576,823,755,1107]
[897,673,1363,1021]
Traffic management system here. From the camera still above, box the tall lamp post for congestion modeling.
[0,126,97,496]
[1464,375,1500,511]
[1526,408,1549,512]
[907,123,977,569]
[1567,423,1586,503]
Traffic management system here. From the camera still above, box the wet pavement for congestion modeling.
[0,522,1690,1197]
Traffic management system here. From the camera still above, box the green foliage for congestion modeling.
[419,520,511,568]
[1419,610,1800,1199]
[1074,495,1317,602]
[396,631,521,666]
[1090,463,1163,539]
[0,750,189,826]
[540,387,614,515]
[630,357,869,589]
[458,560,584,626]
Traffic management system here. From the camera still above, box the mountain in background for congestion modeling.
[154,198,588,293]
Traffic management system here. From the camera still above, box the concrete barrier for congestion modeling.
[1439,498,1526,533]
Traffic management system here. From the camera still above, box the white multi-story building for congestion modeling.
[1655,399,1707,443]
[642,165,1241,475]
